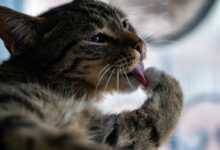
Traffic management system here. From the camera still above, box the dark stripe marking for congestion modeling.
[105,116,119,146]
[62,58,82,74]
[84,57,100,61]
[85,4,116,17]
[26,137,35,150]
[0,115,36,150]
[0,115,36,131]
[47,41,77,66]
[150,125,160,146]
[74,8,106,25]
[81,7,109,20]
[0,94,44,119]
[145,118,160,146]
[121,144,134,150]
[48,134,71,145]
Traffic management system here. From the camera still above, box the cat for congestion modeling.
[0,0,183,150]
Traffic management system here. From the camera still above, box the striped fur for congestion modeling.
[0,0,183,150]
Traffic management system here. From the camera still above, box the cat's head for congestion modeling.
[0,0,147,99]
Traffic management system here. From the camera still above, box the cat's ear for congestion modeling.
[0,6,42,56]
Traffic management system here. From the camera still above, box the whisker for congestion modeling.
[148,39,182,45]
[119,68,127,83]
[143,26,183,45]
[94,65,112,97]
[143,25,171,41]
[98,64,110,78]
[123,68,135,90]
[116,69,120,93]
[104,69,115,92]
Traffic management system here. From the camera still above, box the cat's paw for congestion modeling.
[144,67,163,90]
[144,67,182,99]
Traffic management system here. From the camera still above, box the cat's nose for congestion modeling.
[133,40,143,55]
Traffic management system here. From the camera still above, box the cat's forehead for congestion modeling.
[40,0,126,20]
[39,0,127,34]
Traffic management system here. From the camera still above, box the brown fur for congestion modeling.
[0,0,183,150]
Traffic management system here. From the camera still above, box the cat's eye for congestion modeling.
[122,20,129,29]
[91,33,107,43]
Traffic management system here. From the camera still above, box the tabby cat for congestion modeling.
[0,0,183,150]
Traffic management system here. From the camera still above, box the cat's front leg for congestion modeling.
[115,67,183,150]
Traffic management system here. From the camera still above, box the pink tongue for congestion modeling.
[133,61,147,87]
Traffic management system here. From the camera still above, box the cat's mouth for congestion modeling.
[127,61,147,89]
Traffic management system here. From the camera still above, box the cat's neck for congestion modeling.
[0,59,38,83]
[43,74,104,101]
[0,60,104,101]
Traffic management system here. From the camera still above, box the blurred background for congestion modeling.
[0,0,219,149]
